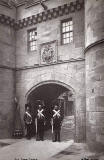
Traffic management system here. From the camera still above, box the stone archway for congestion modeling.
[26,80,76,141]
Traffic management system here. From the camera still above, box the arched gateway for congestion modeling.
[26,81,76,141]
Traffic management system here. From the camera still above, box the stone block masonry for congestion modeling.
[85,0,104,152]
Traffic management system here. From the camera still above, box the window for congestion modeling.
[61,18,73,45]
[28,28,37,52]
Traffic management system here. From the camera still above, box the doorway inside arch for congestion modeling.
[27,83,75,141]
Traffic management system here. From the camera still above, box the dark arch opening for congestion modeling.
[27,83,75,141]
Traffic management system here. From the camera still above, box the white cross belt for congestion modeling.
[53,110,60,118]
[37,109,44,118]
[25,111,32,118]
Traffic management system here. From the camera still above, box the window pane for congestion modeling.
[66,26,69,32]
[70,36,73,42]
[35,41,37,46]
[63,33,66,38]
[65,21,70,26]
[32,41,35,46]
[31,36,33,40]
[33,36,35,40]
[29,30,37,40]
[34,46,37,50]
[32,42,34,46]
[69,25,73,31]
[62,27,66,33]
[66,38,70,43]
[66,33,70,38]
[29,36,31,41]
[29,41,37,51]
[32,46,35,50]
[29,32,32,36]
[70,32,73,37]
[63,38,66,44]
[30,34,32,41]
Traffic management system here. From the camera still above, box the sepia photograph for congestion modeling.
[0,0,104,160]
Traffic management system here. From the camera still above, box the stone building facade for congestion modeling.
[0,0,104,152]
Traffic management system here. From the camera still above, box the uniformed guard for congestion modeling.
[35,104,45,141]
[24,104,33,139]
[51,104,62,142]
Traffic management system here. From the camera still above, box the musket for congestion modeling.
[51,118,54,141]
[35,118,37,134]
[51,118,53,134]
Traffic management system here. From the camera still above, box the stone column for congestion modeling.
[85,0,104,151]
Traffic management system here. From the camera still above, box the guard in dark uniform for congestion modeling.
[35,104,45,141]
[51,104,62,142]
[24,104,33,139]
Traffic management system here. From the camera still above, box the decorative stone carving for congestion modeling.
[40,41,57,65]
[0,14,16,27]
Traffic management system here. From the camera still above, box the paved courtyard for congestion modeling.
[0,138,73,160]
[0,138,104,160]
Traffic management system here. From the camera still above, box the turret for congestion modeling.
[85,0,104,152]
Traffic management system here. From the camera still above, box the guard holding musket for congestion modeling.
[51,104,62,142]
[24,104,33,139]
[35,104,45,141]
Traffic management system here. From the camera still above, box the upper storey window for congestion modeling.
[28,28,37,52]
[61,18,73,45]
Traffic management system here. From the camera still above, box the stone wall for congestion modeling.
[0,69,15,138]
[85,0,104,151]
[0,24,15,67]
[85,0,104,47]
[0,0,86,141]
[16,61,86,142]
[16,5,84,67]
[15,0,86,142]
[0,7,16,138]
